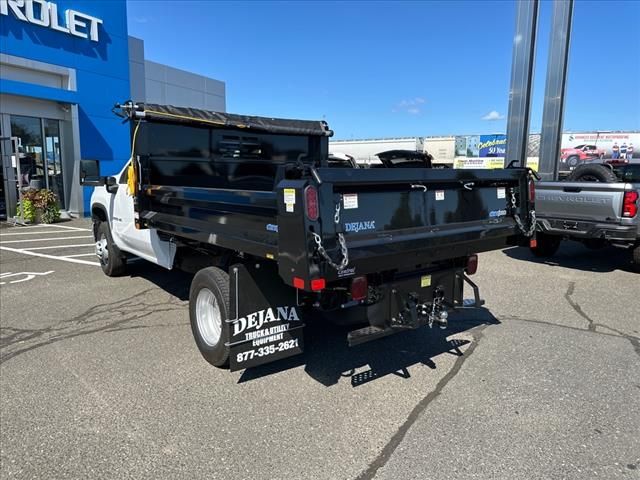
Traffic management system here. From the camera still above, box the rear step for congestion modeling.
[347,326,396,346]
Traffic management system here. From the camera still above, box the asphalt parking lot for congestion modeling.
[1,219,638,479]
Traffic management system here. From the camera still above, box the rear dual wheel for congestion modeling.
[189,267,231,367]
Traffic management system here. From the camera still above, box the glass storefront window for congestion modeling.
[10,115,45,190]
[44,119,65,209]
[8,115,66,210]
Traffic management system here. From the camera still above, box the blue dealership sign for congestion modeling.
[479,134,507,157]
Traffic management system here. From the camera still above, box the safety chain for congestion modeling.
[311,201,350,271]
[510,187,537,237]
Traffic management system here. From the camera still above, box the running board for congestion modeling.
[347,326,396,346]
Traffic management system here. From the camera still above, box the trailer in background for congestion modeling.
[423,136,456,167]
[329,137,425,167]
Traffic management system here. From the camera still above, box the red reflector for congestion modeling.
[350,276,368,301]
[529,179,536,203]
[310,278,326,291]
[530,238,537,248]
[304,186,319,221]
[465,254,478,275]
[623,191,638,218]
[293,277,305,289]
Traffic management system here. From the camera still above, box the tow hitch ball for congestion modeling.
[429,287,448,329]
[415,288,448,329]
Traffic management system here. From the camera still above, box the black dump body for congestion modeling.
[119,102,534,290]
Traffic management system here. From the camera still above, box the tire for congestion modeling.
[566,164,618,183]
[96,222,126,276]
[189,267,231,367]
[584,238,607,250]
[530,233,561,258]
[567,155,580,167]
[632,245,640,273]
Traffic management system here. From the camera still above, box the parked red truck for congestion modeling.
[560,144,605,167]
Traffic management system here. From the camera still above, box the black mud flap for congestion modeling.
[227,262,305,371]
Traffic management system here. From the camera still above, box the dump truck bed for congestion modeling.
[123,102,533,290]
[139,167,532,287]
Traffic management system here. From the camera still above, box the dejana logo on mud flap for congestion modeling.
[232,307,300,337]
[344,220,376,233]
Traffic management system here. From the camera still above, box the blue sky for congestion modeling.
[127,0,640,139]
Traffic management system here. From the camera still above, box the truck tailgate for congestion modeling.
[277,168,532,284]
[536,181,627,223]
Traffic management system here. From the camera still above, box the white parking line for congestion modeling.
[64,253,98,258]
[0,246,100,266]
[38,224,91,232]
[0,230,90,236]
[25,243,95,251]
[0,224,91,233]
[0,235,93,244]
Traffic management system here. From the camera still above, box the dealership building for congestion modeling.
[0,0,226,219]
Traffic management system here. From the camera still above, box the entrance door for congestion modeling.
[3,115,67,215]
[9,115,46,192]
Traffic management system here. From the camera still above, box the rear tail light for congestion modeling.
[350,276,368,301]
[465,254,478,275]
[310,278,326,291]
[623,191,639,218]
[304,186,319,221]
[529,178,536,203]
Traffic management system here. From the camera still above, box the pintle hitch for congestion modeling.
[391,287,448,330]
[347,285,451,347]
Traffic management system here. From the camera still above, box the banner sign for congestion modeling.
[454,157,539,171]
[479,134,507,157]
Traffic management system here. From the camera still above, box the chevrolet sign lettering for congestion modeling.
[1,0,103,42]
[538,194,608,205]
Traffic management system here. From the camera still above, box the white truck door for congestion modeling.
[110,162,176,269]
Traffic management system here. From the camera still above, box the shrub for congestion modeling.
[17,198,37,223]
[17,188,61,224]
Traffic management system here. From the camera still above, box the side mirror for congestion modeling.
[80,159,104,186]
[105,176,119,194]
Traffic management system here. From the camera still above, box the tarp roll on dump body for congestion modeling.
[119,102,333,137]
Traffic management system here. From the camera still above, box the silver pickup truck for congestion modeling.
[532,164,640,270]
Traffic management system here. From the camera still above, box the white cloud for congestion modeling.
[394,97,426,114]
[482,110,505,121]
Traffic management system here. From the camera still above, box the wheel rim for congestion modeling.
[96,234,109,264]
[195,288,222,346]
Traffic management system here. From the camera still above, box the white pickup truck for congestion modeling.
[82,102,537,371]
[532,164,640,270]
